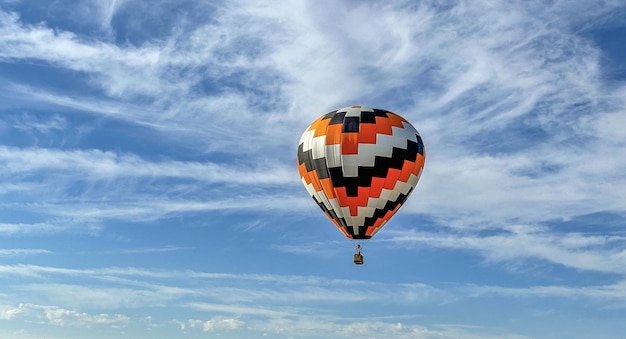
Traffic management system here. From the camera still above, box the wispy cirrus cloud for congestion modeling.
[386,225,626,275]
[0,144,303,224]
[0,0,622,253]
[5,113,67,134]
[1,264,448,308]
[1,262,623,338]
[0,249,51,257]
[1,1,626,338]
[0,146,295,185]
[103,246,188,255]
[0,220,103,236]
[0,264,454,337]
[467,280,626,303]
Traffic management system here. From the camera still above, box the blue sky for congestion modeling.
[0,0,625,338]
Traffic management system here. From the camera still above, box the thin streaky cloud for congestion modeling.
[1,1,626,338]
[386,226,626,274]
[103,246,189,255]
[0,248,51,256]
[0,146,296,185]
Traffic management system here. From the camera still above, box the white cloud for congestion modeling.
[6,261,625,309]
[0,305,23,320]
[104,246,188,255]
[0,220,102,236]
[0,262,620,337]
[0,144,305,224]
[0,304,129,328]
[1,1,626,337]
[0,264,447,310]
[14,283,191,310]
[43,306,129,328]
[593,110,626,143]
[0,146,295,185]
[387,225,626,274]
[0,10,162,98]
[184,302,292,318]
[185,317,245,332]
[8,113,67,133]
[467,279,626,306]
[6,195,308,224]
[0,249,51,256]
[243,316,529,339]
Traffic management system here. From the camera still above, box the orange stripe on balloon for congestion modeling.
[382,209,396,223]
[372,116,394,135]
[344,197,359,216]
[305,169,323,192]
[413,154,425,175]
[372,217,384,228]
[332,187,359,216]
[369,177,386,198]
[298,163,312,185]
[312,118,332,138]
[324,124,343,145]
[319,178,336,199]
[333,187,348,206]
[357,187,370,207]
[391,203,402,214]
[398,159,416,183]
[383,168,402,190]
[387,113,407,127]
[358,124,379,144]
[340,133,358,154]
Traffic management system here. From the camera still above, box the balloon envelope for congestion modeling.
[297,106,425,239]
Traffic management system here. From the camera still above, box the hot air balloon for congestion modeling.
[297,106,425,264]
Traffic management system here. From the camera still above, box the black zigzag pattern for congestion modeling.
[297,112,424,190]
[298,106,425,239]
[327,137,422,197]
[310,185,414,240]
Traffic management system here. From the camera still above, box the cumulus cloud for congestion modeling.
[43,306,129,328]
[0,305,23,320]
[0,304,129,328]
[184,317,245,332]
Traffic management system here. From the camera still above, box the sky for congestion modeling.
[0,0,625,338]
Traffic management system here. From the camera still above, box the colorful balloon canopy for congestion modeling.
[297,106,425,239]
